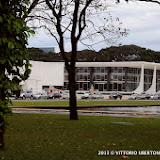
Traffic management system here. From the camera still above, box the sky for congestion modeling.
[28,1,160,52]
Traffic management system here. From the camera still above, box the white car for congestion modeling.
[33,93,48,99]
[150,93,160,100]
[81,93,93,99]
[136,93,150,100]
[92,93,104,99]
[62,93,70,99]
[128,94,139,100]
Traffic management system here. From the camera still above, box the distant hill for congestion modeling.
[28,45,160,62]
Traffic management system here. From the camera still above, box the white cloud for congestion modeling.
[28,1,160,52]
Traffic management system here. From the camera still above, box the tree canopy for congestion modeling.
[28,45,160,62]
[0,0,32,149]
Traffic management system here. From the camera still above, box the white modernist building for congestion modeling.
[20,61,64,93]
[20,60,160,94]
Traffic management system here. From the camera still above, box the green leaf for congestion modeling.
[0,16,3,23]
[8,41,14,49]
[29,30,35,34]
[7,59,12,67]
[0,59,6,64]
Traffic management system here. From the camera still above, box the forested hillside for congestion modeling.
[28,45,160,62]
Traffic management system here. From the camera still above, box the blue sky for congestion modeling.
[28,1,160,52]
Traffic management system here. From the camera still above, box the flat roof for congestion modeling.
[75,61,160,70]
[30,61,160,70]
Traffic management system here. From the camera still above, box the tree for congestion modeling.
[28,45,160,62]
[119,0,160,5]
[100,45,160,62]
[28,0,127,120]
[0,0,33,149]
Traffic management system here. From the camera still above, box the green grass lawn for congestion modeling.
[1,114,160,160]
[9,100,160,107]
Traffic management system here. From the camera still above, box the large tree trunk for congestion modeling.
[0,111,5,150]
[0,66,6,150]
[68,67,78,120]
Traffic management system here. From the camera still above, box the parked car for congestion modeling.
[128,93,139,100]
[48,92,62,99]
[62,93,70,99]
[150,93,160,100]
[81,93,93,99]
[18,90,33,99]
[109,92,122,99]
[136,93,150,100]
[76,91,85,95]
[33,93,48,99]
[92,93,104,99]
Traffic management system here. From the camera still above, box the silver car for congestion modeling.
[81,93,93,99]
[92,93,104,99]
[19,90,33,99]
[150,93,160,100]
[33,93,48,99]
[136,93,150,100]
[128,94,139,100]
[62,93,70,99]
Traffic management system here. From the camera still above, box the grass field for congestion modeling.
[1,114,160,160]
[9,100,160,107]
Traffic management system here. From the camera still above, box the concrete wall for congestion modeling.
[20,61,64,93]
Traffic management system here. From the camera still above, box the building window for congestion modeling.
[88,75,90,81]
[79,68,83,73]
[80,75,83,80]
[84,75,87,81]
[80,82,83,89]
[95,84,98,89]
[104,84,107,89]
[94,67,100,73]
[114,83,117,89]
[118,68,122,73]
[105,75,107,80]
[84,68,88,73]
[101,67,105,73]
[113,75,117,80]
[118,76,122,81]
[96,75,100,81]
[100,75,104,81]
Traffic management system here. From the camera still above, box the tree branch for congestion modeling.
[77,0,92,41]
[45,0,70,70]
[138,0,160,4]
[23,0,40,19]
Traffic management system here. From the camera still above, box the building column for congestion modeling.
[145,65,157,94]
[133,64,144,94]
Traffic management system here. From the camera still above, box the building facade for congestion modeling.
[21,61,160,94]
